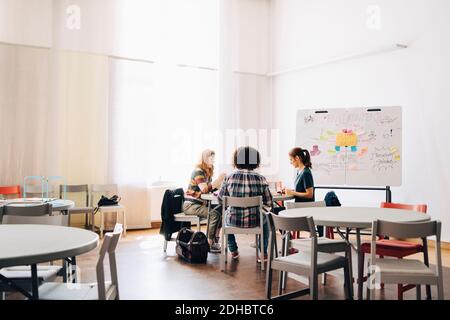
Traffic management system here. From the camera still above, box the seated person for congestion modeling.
[218,146,273,260]
[183,149,226,253]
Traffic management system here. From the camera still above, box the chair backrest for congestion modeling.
[1,203,68,226]
[223,196,262,209]
[96,223,123,300]
[381,202,427,213]
[0,185,21,199]
[91,184,118,194]
[371,220,442,277]
[90,184,119,207]
[286,201,326,210]
[372,220,440,240]
[61,185,89,206]
[222,196,263,229]
[23,185,57,199]
[266,213,318,272]
[269,213,316,234]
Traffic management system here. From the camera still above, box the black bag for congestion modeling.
[98,195,120,207]
[176,228,209,264]
[324,191,341,207]
[93,195,121,215]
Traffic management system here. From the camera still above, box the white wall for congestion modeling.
[271,0,450,241]
[219,0,273,175]
[0,0,52,47]
[52,0,219,67]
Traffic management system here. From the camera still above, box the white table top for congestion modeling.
[0,225,98,268]
[201,193,294,202]
[0,199,75,211]
[279,206,431,229]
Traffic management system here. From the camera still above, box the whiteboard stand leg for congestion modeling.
[386,186,392,203]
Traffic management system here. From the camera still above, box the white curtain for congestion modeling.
[1,0,272,226]
[0,44,109,191]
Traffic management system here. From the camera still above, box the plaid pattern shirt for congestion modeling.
[218,170,273,228]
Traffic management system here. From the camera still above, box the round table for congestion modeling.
[279,206,431,299]
[0,199,75,213]
[0,224,98,299]
[279,206,430,228]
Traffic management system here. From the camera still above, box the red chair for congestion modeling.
[360,202,429,300]
[0,185,22,198]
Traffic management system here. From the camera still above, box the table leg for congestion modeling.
[356,228,363,300]
[31,264,39,300]
[91,211,95,231]
[71,256,77,283]
[206,200,211,239]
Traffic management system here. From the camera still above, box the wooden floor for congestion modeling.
[5,228,450,300]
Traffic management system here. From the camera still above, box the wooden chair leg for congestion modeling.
[438,279,444,300]
[278,270,283,296]
[261,232,265,271]
[366,270,371,300]
[122,210,127,237]
[265,267,273,299]
[358,252,365,299]
[91,212,95,231]
[343,264,353,300]
[416,285,421,300]
[397,284,403,300]
[220,230,226,271]
[255,234,259,265]
[311,274,319,300]
[100,212,104,239]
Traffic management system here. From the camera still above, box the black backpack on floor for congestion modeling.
[176,228,209,264]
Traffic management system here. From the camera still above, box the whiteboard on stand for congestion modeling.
[296,106,402,187]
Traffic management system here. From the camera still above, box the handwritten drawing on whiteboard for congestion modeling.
[296,107,402,187]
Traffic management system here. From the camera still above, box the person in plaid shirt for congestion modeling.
[218,146,272,260]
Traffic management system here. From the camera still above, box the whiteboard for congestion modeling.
[296,107,402,187]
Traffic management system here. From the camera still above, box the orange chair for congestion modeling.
[0,185,22,199]
[360,202,429,300]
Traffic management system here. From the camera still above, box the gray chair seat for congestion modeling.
[0,266,61,281]
[273,251,348,274]
[97,204,125,212]
[291,237,348,253]
[174,212,206,223]
[374,258,435,276]
[68,206,95,214]
[0,266,62,292]
[38,281,117,300]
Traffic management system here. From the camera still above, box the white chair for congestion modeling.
[367,220,444,300]
[284,201,351,289]
[0,204,66,297]
[23,184,57,199]
[61,184,96,231]
[285,201,347,253]
[221,196,265,271]
[38,224,123,300]
[90,184,127,238]
[265,213,353,300]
